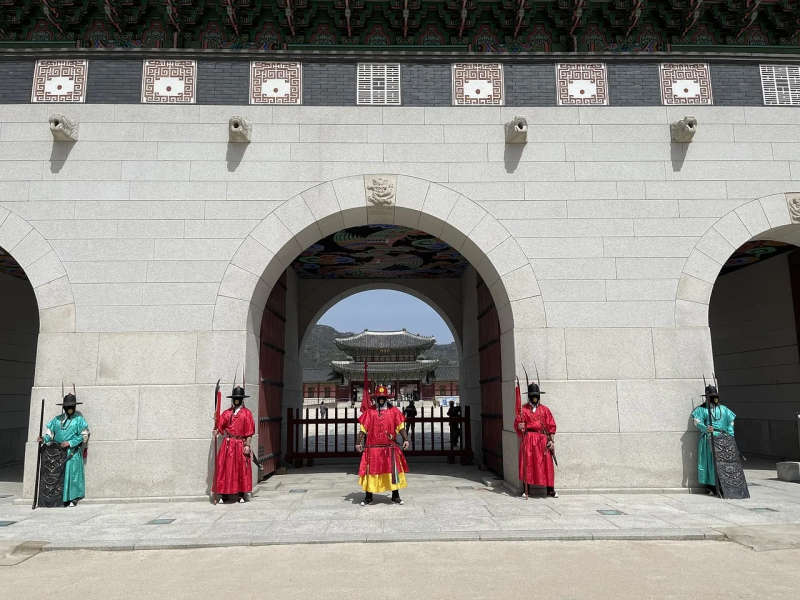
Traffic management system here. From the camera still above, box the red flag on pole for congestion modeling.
[214,379,222,429]
[360,360,372,412]
[515,377,522,418]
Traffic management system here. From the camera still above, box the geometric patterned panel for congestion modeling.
[659,63,713,105]
[357,63,401,105]
[555,63,608,106]
[760,64,800,106]
[250,62,302,105]
[31,59,88,103]
[452,63,503,105]
[141,60,197,104]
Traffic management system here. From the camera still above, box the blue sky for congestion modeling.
[317,290,455,344]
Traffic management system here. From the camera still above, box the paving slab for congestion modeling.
[0,463,798,551]
[720,523,800,551]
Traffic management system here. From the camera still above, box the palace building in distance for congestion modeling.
[0,2,799,500]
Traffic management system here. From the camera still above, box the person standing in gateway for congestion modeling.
[514,382,557,498]
[356,385,410,505]
[38,391,89,507]
[691,384,739,496]
[212,384,255,504]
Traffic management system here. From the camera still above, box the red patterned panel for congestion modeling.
[258,273,286,477]
[477,277,503,476]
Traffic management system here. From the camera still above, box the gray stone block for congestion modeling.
[776,461,800,482]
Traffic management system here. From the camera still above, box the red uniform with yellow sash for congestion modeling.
[358,406,408,493]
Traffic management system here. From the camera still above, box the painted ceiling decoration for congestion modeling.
[292,224,469,279]
[0,247,29,281]
[0,1,797,51]
[719,239,798,276]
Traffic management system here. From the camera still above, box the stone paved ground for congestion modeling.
[1,461,799,552]
[5,541,800,600]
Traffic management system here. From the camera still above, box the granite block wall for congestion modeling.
[0,101,796,498]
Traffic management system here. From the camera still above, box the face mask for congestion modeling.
[529,397,540,406]
[65,407,75,416]
[233,398,242,407]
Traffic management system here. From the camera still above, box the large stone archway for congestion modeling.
[1,206,77,493]
[206,175,544,485]
[0,205,76,333]
[675,192,797,327]
[676,191,800,462]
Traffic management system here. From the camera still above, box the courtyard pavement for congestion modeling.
[1,461,799,553]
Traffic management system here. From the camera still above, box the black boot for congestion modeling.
[391,490,404,505]
[361,492,373,506]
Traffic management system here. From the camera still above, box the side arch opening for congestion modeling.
[0,246,39,491]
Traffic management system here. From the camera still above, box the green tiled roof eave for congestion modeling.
[334,330,436,356]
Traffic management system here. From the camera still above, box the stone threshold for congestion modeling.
[13,486,712,506]
[13,494,256,506]
[30,528,725,553]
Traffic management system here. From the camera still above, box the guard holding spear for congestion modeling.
[36,386,90,507]
[514,366,558,498]
[691,379,749,498]
[212,370,256,505]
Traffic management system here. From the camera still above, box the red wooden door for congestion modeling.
[477,277,503,476]
[258,273,286,478]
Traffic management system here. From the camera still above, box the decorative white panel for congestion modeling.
[141,60,196,104]
[760,64,800,106]
[250,62,302,105]
[31,60,88,103]
[452,63,504,106]
[357,63,401,105]
[659,63,713,105]
[555,63,608,106]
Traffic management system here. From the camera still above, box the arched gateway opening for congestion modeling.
[680,193,800,467]
[0,247,39,490]
[298,289,463,464]
[211,175,541,486]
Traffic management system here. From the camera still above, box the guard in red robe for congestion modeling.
[356,385,410,506]
[212,385,255,504]
[514,382,557,498]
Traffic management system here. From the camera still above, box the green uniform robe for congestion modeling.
[43,413,89,503]
[691,403,735,486]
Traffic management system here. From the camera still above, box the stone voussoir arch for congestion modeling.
[0,205,76,332]
[675,192,798,328]
[211,174,545,337]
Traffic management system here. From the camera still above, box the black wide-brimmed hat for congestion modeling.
[227,386,250,399]
[527,383,545,397]
[57,393,82,407]
[702,385,719,398]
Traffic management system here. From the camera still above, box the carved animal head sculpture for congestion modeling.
[670,116,698,143]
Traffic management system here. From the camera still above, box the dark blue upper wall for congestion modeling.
[0,57,794,107]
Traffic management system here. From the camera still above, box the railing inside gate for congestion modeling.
[286,405,473,466]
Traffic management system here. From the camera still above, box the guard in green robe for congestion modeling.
[691,385,735,495]
[39,392,90,507]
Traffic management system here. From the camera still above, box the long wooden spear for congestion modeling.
[32,399,44,510]
[212,379,221,504]
[704,375,722,498]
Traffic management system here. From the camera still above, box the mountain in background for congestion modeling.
[301,324,458,370]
